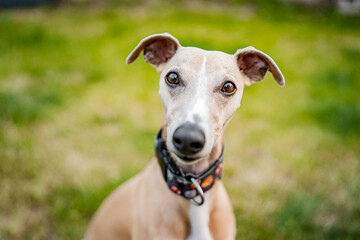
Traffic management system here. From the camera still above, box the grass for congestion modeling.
[0,1,359,239]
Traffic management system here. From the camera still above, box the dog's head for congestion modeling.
[127,33,284,172]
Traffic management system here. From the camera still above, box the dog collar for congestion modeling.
[155,129,224,206]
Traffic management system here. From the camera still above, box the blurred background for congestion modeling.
[0,0,359,239]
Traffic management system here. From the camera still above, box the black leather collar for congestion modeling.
[155,128,224,206]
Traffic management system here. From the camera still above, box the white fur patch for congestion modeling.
[186,57,209,124]
[187,192,212,240]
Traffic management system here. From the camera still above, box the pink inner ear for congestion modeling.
[144,39,177,67]
[239,53,268,82]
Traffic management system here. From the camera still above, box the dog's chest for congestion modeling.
[187,192,212,240]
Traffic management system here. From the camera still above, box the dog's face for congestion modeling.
[127,33,284,168]
[158,48,243,164]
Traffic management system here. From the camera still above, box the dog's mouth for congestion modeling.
[172,152,201,163]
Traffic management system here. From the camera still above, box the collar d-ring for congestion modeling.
[190,178,205,206]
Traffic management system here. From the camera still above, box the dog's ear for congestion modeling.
[126,33,181,72]
[235,46,285,87]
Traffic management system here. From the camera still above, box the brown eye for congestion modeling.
[166,72,180,85]
[221,82,236,95]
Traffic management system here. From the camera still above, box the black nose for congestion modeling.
[172,123,205,156]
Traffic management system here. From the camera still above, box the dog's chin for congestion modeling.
[171,152,203,165]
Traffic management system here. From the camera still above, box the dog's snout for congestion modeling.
[172,123,205,157]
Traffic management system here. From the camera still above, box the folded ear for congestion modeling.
[235,46,285,87]
[126,33,181,72]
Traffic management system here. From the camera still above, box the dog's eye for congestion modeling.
[221,82,236,95]
[166,72,180,85]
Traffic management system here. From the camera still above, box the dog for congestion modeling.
[85,33,285,240]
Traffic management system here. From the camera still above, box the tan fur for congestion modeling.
[85,158,236,240]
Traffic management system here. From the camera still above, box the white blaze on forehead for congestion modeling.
[186,57,209,123]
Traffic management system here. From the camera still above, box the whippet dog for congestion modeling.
[85,33,285,240]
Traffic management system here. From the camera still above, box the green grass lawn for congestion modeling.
[0,1,360,239]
